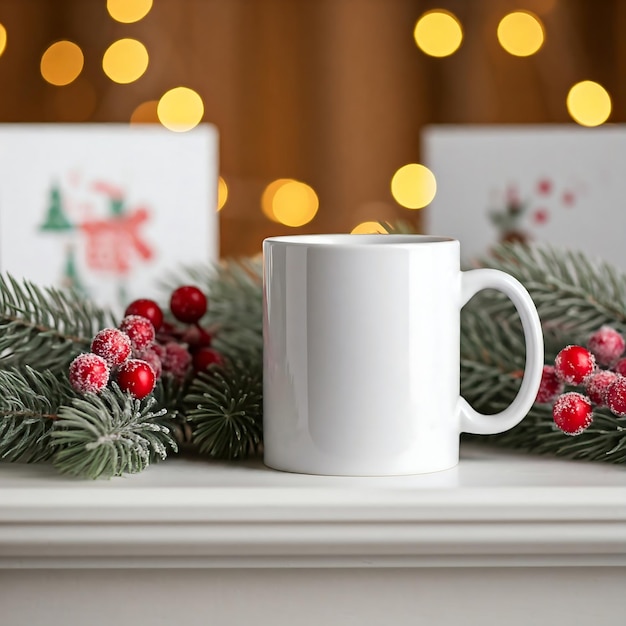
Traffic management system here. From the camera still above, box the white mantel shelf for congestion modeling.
[1,445,626,570]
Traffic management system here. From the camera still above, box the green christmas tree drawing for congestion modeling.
[39,183,87,293]
[39,184,73,232]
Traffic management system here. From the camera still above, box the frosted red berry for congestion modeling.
[117,359,156,399]
[90,328,132,366]
[162,342,192,379]
[606,376,626,417]
[119,315,155,351]
[170,286,207,324]
[614,358,626,377]
[182,324,213,349]
[136,347,163,379]
[124,299,164,331]
[552,392,593,436]
[535,365,564,404]
[585,369,618,406]
[69,353,110,394]
[587,326,625,366]
[193,347,224,371]
[585,370,618,406]
[554,345,595,385]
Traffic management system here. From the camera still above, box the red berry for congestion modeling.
[69,353,110,394]
[587,326,625,366]
[162,342,192,379]
[193,347,224,371]
[614,358,626,377]
[606,376,626,417]
[119,315,155,351]
[535,365,564,404]
[124,299,164,331]
[552,392,593,436]
[170,286,207,324]
[182,324,213,349]
[117,359,156,399]
[91,328,132,366]
[585,370,618,406]
[554,345,595,385]
[136,347,163,379]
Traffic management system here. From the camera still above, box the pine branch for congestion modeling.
[51,386,178,479]
[0,275,112,373]
[461,313,526,408]
[0,366,75,462]
[184,359,263,460]
[474,243,626,339]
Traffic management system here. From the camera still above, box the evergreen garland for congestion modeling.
[1,229,625,478]
[0,274,112,372]
[459,242,626,462]
[0,367,73,463]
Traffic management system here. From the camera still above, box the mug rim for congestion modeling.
[264,234,457,246]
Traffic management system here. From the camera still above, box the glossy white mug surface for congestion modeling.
[263,234,543,476]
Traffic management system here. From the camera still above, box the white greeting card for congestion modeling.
[423,125,626,267]
[0,124,218,310]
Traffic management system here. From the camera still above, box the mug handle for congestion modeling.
[459,268,544,435]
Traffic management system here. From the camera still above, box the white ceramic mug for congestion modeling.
[263,234,543,476]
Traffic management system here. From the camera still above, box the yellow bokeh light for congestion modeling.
[130,100,159,124]
[157,87,204,132]
[391,164,437,209]
[351,221,388,234]
[217,176,228,211]
[40,41,84,86]
[567,81,612,127]
[270,180,319,227]
[107,0,153,23]
[261,178,290,222]
[497,11,545,57]
[0,23,7,58]
[413,10,463,58]
[103,39,149,84]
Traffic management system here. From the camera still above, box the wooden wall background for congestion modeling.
[0,0,622,256]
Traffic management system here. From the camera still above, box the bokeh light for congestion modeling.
[567,81,611,127]
[391,164,437,209]
[351,221,388,234]
[130,100,159,124]
[261,179,290,222]
[264,179,319,227]
[107,0,153,23]
[157,87,204,132]
[497,11,545,57]
[103,39,149,84]
[413,10,463,58]
[217,176,228,211]
[40,41,84,86]
[0,23,7,58]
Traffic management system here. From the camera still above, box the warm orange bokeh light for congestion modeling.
[157,87,204,132]
[103,39,149,84]
[0,23,7,58]
[130,100,159,124]
[40,41,84,86]
[107,0,153,23]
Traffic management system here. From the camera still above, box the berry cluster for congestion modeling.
[69,286,223,399]
[537,326,626,435]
